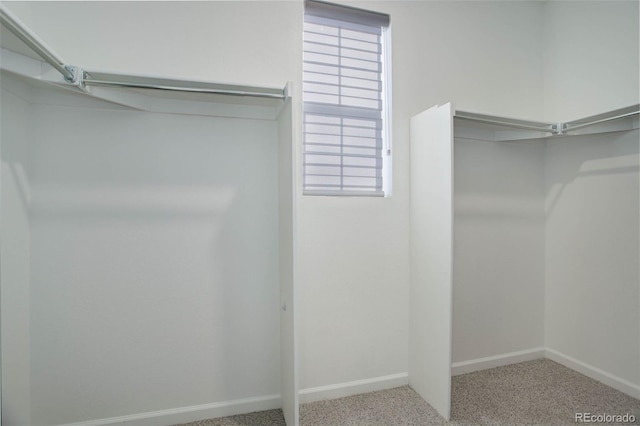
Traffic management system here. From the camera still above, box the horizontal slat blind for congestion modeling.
[304,1,388,196]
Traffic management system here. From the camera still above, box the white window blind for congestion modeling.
[303,0,390,196]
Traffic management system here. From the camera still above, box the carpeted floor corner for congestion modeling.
[178,359,640,425]
[300,385,442,425]
[450,359,640,425]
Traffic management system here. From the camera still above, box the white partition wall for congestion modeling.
[277,98,299,426]
[409,103,454,421]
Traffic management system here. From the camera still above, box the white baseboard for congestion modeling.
[58,349,640,425]
[60,394,281,426]
[299,373,409,404]
[452,347,546,376]
[545,348,640,400]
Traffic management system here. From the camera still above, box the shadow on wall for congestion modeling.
[6,162,31,212]
[454,138,545,222]
[545,130,639,217]
[217,180,280,399]
[5,92,282,422]
[29,183,237,221]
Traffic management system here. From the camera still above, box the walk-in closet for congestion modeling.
[1,1,638,426]
[1,6,297,425]
[410,103,639,419]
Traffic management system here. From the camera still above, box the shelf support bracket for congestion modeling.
[552,122,565,135]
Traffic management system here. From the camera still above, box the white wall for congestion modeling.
[541,0,640,397]
[16,87,281,424]
[545,130,640,393]
[1,1,301,90]
[0,3,301,423]
[388,1,545,120]
[9,0,636,123]
[5,1,637,412]
[453,137,546,363]
[297,0,545,391]
[543,0,640,121]
[1,74,32,426]
[2,1,547,400]
[1,3,636,424]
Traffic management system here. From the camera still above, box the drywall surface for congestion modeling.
[1,74,32,426]
[543,1,640,121]
[1,1,301,90]
[387,1,545,121]
[453,136,546,363]
[545,130,640,392]
[297,0,545,390]
[3,0,547,394]
[4,0,638,412]
[26,93,280,425]
[1,0,545,119]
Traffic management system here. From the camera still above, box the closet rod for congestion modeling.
[83,78,287,99]
[0,5,286,100]
[562,109,640,133]
[454,113,555,133]
[0,5,75,82]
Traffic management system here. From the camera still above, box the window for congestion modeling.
[303,0,391,196]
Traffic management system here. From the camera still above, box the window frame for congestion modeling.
[302,1,392,197]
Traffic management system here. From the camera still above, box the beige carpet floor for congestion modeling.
[178,359,640,425]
